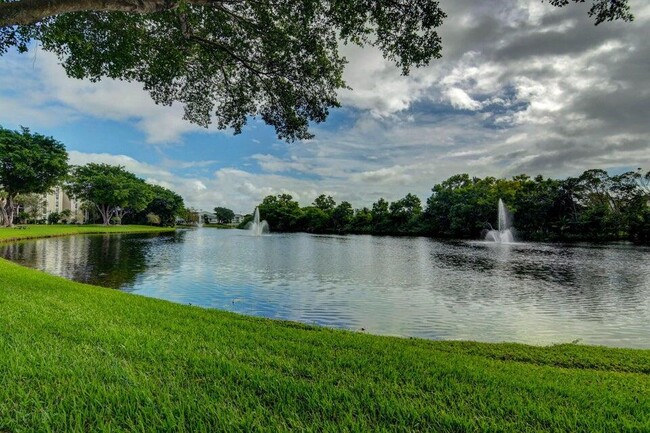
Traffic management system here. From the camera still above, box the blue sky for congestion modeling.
[1,0,649,213]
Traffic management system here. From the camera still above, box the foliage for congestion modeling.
[0,0,448,141]
[389,193,422,232]
[59,209,72,224]
[330,201,353,231]
[0,253,649,432]
[65,163,153,225]
[0,126,69,226]
[135,185,185,226]
[313,194,336,213]
[236,214,254,229]
[0,1,633,140]
[146,212,161,225]
[422,169,650,242]
[258,194,302,232]
[546,0,634,25]
[213,206,235,224]
[14,193,46,222]
[253,168,650,243]
[47,211,60,225]
[16,210,29,224]
[180,208,200,225]
[297,206,330,233]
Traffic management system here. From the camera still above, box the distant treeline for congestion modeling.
[241,169,650,243]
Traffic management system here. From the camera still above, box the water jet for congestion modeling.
[485,199,514,243]
[246,207,269,235]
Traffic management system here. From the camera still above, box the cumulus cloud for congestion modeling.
[445,88,482,110]
[68,151,174,178]
[0,52,218,143]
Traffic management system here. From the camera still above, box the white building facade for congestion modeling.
[42,187,84,223]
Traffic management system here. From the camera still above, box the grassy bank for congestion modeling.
[0,230,649,431]
[0,224,175,243]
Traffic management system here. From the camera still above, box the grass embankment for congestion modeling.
[0,228,649,431]
[0,224,175,243]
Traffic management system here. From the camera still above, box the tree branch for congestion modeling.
[1,0,204,27]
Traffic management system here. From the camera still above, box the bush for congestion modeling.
[146,213,161,225]
[47,212,60,225]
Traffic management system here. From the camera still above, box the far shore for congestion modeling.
[0,224,175,243]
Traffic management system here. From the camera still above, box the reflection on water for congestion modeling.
[2,230,650,348]
[0,232,181,290]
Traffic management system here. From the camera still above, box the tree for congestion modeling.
[213,206,235,224]
[546,0,633,25]
[146,212,161,225]
[0,126,69,226]
[0,1,444,141]
[371,198,390,232]
[313,195,336,213]
[0,2,631,141]
[349,207,372,233]
[181,207,200,225]
[145,185,184,226]
[66,163,153,225]
[331,201,353,231]
[297,206,329,233]
[258,194,301,231]
[47,211,60,225]
[389,193,422,230]
[14,193,46,222]
[59,208,72,224]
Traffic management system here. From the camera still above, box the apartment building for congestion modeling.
[42,187,84,223]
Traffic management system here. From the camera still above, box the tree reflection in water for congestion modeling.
[0,231,181,290]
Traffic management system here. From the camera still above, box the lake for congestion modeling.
[2,228,649,348]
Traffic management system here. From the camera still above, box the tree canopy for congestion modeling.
[144,185,185,226]
[0,126,69,226]
[0,0,633,141]
[213,206,235,224]
[249,168,650,244]
[66,163,153,225]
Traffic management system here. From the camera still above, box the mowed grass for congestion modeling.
[0,229,649,431]
[0,224,175,243]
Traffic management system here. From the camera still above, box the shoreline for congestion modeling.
[0,224,175,244]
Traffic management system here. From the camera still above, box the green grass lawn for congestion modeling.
[0,224,175,243]
[0,227,649,432]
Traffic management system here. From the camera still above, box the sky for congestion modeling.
[1,0,648,214]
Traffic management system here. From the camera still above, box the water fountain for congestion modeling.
[246,207,269,235]
[485,199,514,243]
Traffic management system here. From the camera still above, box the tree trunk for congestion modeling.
[0,198,8,227]
[114,208,130,225]
[5,195,15,227]
[96,204,114,226]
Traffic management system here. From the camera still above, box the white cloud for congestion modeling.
[338,43,437,117]
[0,52,219,143]
[445,88,482,110]
[193,181,208,191]
[68,151,174,178]
[353,166,413,185]
[250,154,312,174]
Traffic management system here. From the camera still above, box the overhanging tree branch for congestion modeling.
[0,0,633,142]
[1,0,172,26]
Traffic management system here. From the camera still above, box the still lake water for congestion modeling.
[2,228,649,348]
